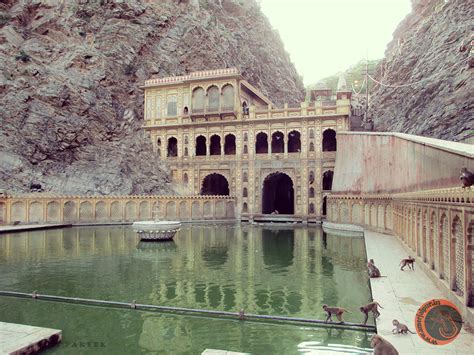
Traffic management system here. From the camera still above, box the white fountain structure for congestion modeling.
[132,206,181,241]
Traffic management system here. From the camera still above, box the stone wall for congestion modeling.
[328,186,474,316]
[332,132,474,193]
[0,195,236,225]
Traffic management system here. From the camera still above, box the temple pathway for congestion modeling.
[365,230,474,354]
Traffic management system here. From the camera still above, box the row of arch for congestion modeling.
[198,169,334,199]
[192,84,235,112]
[163,129,337,157]
[8,199,235,223]
[393,206,472,303]
[327,198,473,306]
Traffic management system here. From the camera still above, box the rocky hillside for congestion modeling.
[368,0,473,141]
[0,0,305,195]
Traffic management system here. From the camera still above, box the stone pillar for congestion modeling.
[267,132,271,158]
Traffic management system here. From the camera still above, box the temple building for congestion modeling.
[142,68,352,222]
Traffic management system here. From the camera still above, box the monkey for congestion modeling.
[460,167,474,188]
[238,309,245,320]
[360,302,384,325]
[322,304,352,323]
[392,319,415,334]
[400,256,415,271]
[370,335,399,355]
[367,259,386,278]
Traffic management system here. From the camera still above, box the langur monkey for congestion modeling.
[360,301,384,325]
[322,304,352,323]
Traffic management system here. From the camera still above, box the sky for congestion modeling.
[259,0,412,85]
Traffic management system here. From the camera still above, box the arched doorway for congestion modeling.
[200,174,230,196]
[322,170,333,190]
[322,129,337,151]
[262,172,294,214]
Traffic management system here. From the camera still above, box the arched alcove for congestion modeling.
[196,135,206,156]
[224,134,236,155]
[287,130,301,153]
[322,129,337,151]
[255,132,268,154]
[271,131,284,153]
[322,170,334,191]
[210,135,221,155]
[167,137,177,157]
[200,174,230,196]
[262,172,294,214]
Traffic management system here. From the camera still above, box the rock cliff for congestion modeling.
[368,0,473,141]
[0,0,305,195]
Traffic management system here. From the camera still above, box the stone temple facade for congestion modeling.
[142,68,352,222]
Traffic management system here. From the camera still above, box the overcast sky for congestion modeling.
[259,0,412,85]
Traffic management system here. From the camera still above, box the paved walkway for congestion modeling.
[0,224,71,234]
[365,230,474,354]
[0,322,61,354]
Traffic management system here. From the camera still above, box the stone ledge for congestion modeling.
[322,221,364,236]
[0,322,61,355]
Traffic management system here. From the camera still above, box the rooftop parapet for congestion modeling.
[144,68,240,87]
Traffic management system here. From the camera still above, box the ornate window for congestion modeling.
[207,86,219,112]
[192,87,205,112]
[155,96,161,118]
[222,84,234,110]
[167,95,177,117]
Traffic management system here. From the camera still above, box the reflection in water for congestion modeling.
[261,228,294,271]
[0,225,373,354]
[202,245,228,269]
[136,240,177,252]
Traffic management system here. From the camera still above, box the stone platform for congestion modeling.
[0,224,71,234]
[201,350,249,355]
[0,322,61,354]
[364,230,474,355]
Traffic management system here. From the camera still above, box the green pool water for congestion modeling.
[0,225,374,354]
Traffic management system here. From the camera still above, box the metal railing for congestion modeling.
[0,290,376,332]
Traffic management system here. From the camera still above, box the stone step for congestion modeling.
[0,322,61,355]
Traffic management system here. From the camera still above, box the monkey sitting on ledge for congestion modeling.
[367,259,386,278]
[460,167,474,188]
